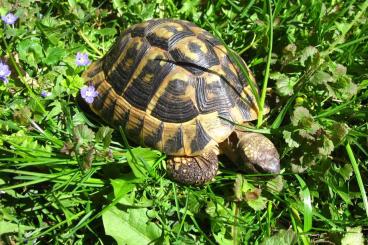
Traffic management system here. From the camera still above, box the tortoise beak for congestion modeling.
[252,152,280,174]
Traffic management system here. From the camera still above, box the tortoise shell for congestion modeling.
[83,19,266,156]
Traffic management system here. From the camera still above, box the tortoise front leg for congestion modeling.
[166,151,218,185]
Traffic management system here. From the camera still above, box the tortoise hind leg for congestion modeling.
[166,151,218,185]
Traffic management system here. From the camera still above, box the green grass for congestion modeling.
[1,0,367,244]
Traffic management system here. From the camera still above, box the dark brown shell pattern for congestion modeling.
[83,19,263,156]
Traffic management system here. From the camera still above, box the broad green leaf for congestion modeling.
[213,227,233,245]
[299,46,318,66]
[341,226,363,245]
[111,179,136,205]
[261,229,297,245]
[178,0,201,20]
[125,147,162,179]
[44,47,66,65]
[235,176,268,211]
[266,175,284,194]
[318,137,334,156]
[206,197,227,218]
[335,164,353,181]
[290,106,313,127]
[0,221,33,235]
[247,196,268,211]
[46,100,62,120]
[179,0,200,14]
[3,130,52,157]
[68,0,85,18]
[102,206,162,245]
[61,75,85,96]
[283,130,300,148]
[95,126,114,148]
[272,72,297,96]
[112,0,125,15]
[335,22,350,35]
[310,71,334,85]
[73,124,95,146]
[334,75,358,100]
[95,28,117,37]
[16,38,44,67]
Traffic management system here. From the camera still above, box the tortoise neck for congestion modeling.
[219,130,243,164]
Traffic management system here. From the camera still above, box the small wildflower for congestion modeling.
[0,62,11,84]
[41,90,50,98]
[80,85,98,104]
[75,52,91,66]
[1,13,18,25]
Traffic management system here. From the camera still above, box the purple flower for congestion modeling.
[2,13,18,25]
[41,90,50,97]
[75,52,91,66]
[0,62,11,84]
[80,85,98,104]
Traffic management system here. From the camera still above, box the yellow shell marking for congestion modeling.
[145,66,194,114]
[153,22,184,39]
[174,37,208,61]
[121,46,163,95]
[106,37,143,80]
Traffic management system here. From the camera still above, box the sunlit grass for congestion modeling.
[0,0,367,244]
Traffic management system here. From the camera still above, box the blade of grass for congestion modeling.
[176,188,189,239]
[266,200,273,237]
[118,126,146,178]
[345,143,368,218]
[271,94,297,129]
[26,210,85,241]
[232,201,240,245]
[189,215,216,245]
[314,98,355,119]
[290,207,310,245]
[0,169,104,188]
[336,35,368,50]
[321,0,368,56]
[295,174,312,232]
[257,0,273,128]
[64,182,144,238]
[172,183,181,221]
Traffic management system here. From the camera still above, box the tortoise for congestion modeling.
[81,19,280,185]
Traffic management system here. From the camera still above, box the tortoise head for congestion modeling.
[221,130,280,174]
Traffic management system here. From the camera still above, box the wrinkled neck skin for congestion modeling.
[219,131,243,164]
[219,129,280,174]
